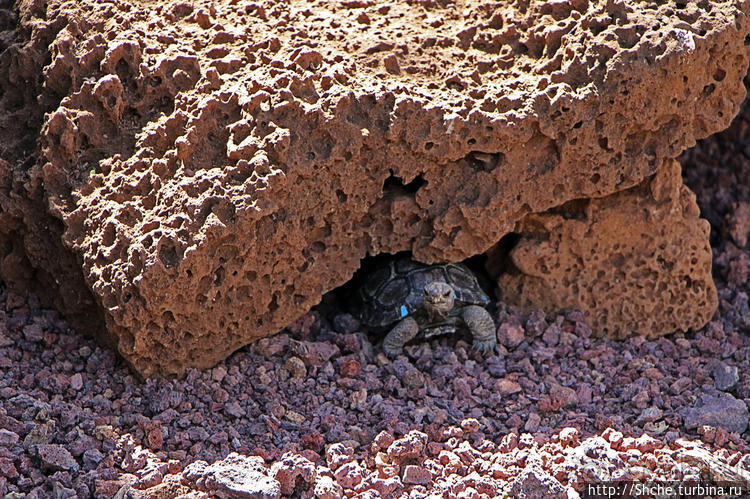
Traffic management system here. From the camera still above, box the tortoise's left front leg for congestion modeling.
[382,316,419,358]
[462,305,497,354]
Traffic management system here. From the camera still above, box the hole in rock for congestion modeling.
[484,233,521,281]
[317,250,499,347]
[269,296,279,313]
[382,170,426,196]
[549,198,590,221]
[158,242,180,269]
[115,58,131,82]
[466,151,504,172]
[214,267,225,286]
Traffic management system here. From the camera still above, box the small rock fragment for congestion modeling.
[70,373,83,390]
[37,444,79,473]
[23,324,44,342]
[460,418,480,433]
[402,368,424,389]
[402,464,431,485]
[290,340,340,366]
[326,443,353,471]
[524,412,541,432]
[314,475,343,499]
[712,361,739,391]
[225,401,246,418]
[509,465,566,499]
[727,201,750,247]
[542,324,561,346]
[270,452,316,496]
[83,449,105,469]
[387,430,427,463]
[498,322,525,348]
[0,429,19,447]
[183,453,280,499]
[635,434,660,453]
[677,447,750,488]
[681,392,749,434]
[550,383,577,409]
[558,427,579,447]
[373,431,394,451]
[0,457,19,479]
[339,357,361,377]
[635,406,663,425]
[333,460,365,488]
[284,356,307,378]
[495,378,522,396]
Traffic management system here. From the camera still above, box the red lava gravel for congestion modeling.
[2,75,750,499]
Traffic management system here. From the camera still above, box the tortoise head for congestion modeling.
[424,281,455,317]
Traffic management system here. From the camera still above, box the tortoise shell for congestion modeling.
[357,257,490,328]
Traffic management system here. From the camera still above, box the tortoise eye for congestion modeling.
[443,290,452,297]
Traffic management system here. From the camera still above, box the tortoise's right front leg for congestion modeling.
[462,305,497,355]
[382,316,419,358]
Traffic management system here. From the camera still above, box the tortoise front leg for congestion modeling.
[462,305,497,354]
[382,316,419,358]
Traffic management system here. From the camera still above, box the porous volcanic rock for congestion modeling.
[1,0,749,375]
[494,159,718,338]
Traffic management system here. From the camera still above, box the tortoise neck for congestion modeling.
[426,306,450,322]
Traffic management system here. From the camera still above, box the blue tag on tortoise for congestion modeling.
[399,305,408,317]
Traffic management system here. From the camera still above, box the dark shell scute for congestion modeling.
[378,277,411,307]
[395,258,421,273]
[447,264,475,289]
[447,265,490,305]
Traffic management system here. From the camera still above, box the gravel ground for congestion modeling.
[1,86,750,499]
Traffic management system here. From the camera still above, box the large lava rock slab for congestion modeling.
[494,159,718,338]
[1,0,749,376]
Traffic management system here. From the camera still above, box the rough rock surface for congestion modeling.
[1,0,749,375]
[2,52,750,499]
[681,392,750,434]
[495,159,718,338]
[182,453,281,498]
